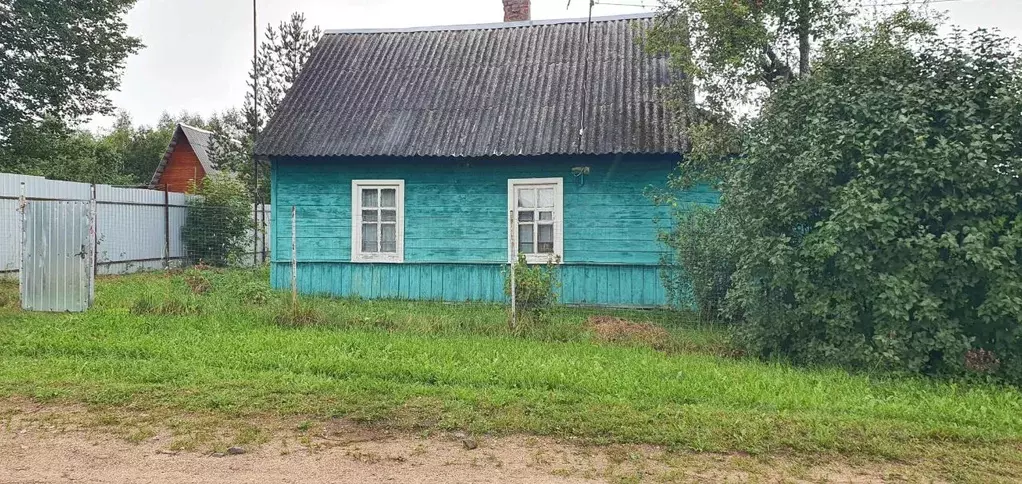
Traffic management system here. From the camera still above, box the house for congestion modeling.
[255,1,717,307]
[150,123,217,193]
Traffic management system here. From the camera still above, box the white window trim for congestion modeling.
[351,179,405,263]
[507,177,564,264]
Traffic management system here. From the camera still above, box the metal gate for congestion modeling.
[19,198,95,312]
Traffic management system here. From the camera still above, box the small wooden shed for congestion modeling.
[149,123,216,193]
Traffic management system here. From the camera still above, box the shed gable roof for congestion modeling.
[149,124,218,187]
[255,13,685,159]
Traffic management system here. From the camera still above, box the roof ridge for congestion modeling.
[324,12,655,35]
[178,123,214,134]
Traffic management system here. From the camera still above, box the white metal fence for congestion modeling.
[1,173,270,279]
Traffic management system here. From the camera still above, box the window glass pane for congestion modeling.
[538,225,554,253]
[361,188,378,208]
[538,188,554,208]
[517,211,534,222]
[362,210,378,222]
[539,211,552,221]
[517,188,536,209]
[380,189,397,208]
[381,224,397,252]
[361,223,378,252]
[381,209,396,222]
[518,224,534,253]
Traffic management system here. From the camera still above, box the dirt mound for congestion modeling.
[586,316,672,351]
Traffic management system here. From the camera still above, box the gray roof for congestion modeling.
[149,124,218,187]
[254,13,685,159]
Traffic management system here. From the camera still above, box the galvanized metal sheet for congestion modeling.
[20,200,94,312]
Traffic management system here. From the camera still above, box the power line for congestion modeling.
[594,0,657,8]
[872,0,971,6]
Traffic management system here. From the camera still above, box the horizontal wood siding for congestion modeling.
[271,262,669,307]
[270,154,716,307]
[158,140,205,193]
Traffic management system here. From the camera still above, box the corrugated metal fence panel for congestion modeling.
[1,173,272,277]
[21,199,93,312]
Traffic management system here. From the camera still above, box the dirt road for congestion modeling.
[0,403,942,483]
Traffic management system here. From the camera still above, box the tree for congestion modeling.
[715,25,1022,382]
[217,12,320,203]
[0,117,133,185]
[649,0,854,120]
[0,0,142,139]
[244,12,323,136]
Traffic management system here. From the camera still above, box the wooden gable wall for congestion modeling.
[158,138,206,193]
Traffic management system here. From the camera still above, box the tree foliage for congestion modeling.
[207,12,321,203]
[713,26,1022,382]
[182,173,252,267]
[0,117,132,185]
[0,0,142,139]
[648,0,853,120]
[245,12,322,132]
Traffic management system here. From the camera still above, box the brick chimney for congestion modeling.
[502,0,530,22]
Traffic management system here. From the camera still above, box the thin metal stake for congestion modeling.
[509,209,517,330]
[163,186,171,269]
[291,205,297,311]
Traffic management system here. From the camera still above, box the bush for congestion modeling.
[504,254,560,331]
[661,205,737,321]
[710,29,1022,383]
[182,173,251,267]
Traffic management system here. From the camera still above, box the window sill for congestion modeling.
[351,257,404,264]
[514,254,563,265]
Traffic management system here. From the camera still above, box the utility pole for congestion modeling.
[252,0,260,266]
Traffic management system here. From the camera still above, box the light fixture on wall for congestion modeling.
[572,166,590,187]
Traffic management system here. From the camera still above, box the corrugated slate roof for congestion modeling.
[149,124,218,187]
[255,13,685,159]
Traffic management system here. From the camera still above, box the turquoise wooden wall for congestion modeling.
[269,154,718,307]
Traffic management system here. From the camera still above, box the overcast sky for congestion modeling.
[90,0,1022,132]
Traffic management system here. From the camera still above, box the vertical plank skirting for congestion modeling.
[270,262,673,307]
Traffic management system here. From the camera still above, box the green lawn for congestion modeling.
[0,269,1020,480]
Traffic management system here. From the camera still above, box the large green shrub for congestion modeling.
[182,173,252,267]
[716,29,1022,382]
[660,205,738,321]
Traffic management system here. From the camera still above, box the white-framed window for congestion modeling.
[351,180,405,263]
[508,178,563,264]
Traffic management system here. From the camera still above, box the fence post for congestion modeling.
[291,205,297,310]
[163,186,171,270]
[88,183,97,306]
[91,183,98,279]
[509,209,517,330]
[18,182,26,306]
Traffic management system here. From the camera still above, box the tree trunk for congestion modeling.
[797,0,811,78]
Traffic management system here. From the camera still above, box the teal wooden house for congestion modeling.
[255,11,713,307]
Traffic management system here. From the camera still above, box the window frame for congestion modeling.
[351,179,405,263]
[507,177,564,264]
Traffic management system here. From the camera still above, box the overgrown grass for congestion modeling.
[0,269,1019,481]
[0,278,18,309]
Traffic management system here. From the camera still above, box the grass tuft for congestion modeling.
[0,279,18,309]
[130,292,202,316]
[272,302,326,328]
